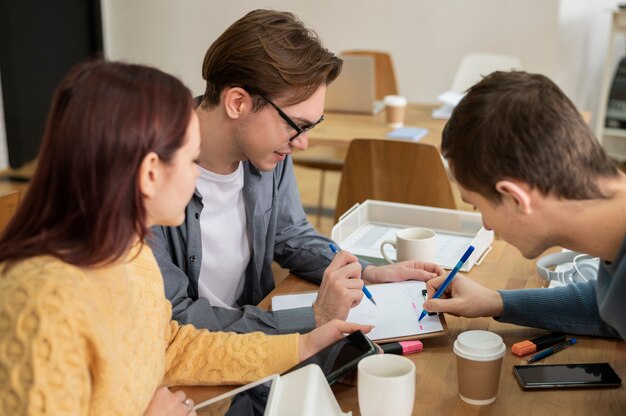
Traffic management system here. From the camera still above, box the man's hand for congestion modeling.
[362,261,445,284]
[423,274,504,318]
[313,251,364,326]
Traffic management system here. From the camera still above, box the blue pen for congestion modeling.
[329,243,377,306]
[418,245,475,322]
[526,338,577,364]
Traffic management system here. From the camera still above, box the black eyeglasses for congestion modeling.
[259,94,324,141]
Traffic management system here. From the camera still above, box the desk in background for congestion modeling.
[309,104,444,150]
[179,240,625,415]
[309,105,592,150]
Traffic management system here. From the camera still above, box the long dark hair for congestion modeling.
[0,60,194,269]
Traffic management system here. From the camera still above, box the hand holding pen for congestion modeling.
[419,245,475,321]
[311,245,372,325]
[329,243,377,306]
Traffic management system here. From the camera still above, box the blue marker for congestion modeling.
[418,245,475,322]
[329,243,377,306]
[526,338,577,364]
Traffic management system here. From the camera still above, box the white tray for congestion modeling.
[331,200,493,272]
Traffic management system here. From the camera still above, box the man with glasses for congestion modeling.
[260,94,325,142]
[150,9,443,335]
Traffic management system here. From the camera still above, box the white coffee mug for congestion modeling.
[380,227,437,264]
[358,354,416,416]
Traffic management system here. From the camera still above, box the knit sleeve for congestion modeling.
[0,266,91,415]
[163,320,299,386]
[497,280,620,337]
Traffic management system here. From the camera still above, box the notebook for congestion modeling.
[272,281,446,343]
[325,55,384,114]
[386,127,429,142]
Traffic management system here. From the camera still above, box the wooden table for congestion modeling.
[180,240,626,415]
[308,103,445,150]
[306,104,590,151]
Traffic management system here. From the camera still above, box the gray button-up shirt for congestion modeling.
[150,156,359,334]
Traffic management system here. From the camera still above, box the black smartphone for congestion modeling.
[282,330,377,385]
[513,363,622,389]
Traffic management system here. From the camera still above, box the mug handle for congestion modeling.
[380,240,397,264]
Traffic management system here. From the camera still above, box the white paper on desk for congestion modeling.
[340,223,474,269]
[432,104,454,119]
[437,91,464,106]
[272,281,443,341]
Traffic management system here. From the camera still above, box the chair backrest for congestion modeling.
[334,139,456,223]
[451,53,522,93]
[0,190,20,233]
[342,50,398,100]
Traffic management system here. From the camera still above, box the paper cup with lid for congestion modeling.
[453,330,506,405]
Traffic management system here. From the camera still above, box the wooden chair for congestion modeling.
[334,139,456,223]
[0,190,20,233]
[291,148,345,227]
[341,50,399,100]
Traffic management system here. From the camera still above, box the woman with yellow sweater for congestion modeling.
[0,60,370,415]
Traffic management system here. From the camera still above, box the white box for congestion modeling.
[331,200,493,272]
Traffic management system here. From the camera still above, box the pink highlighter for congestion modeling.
[380,340,424,355]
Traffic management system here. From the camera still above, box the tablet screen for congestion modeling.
[195,376,276,415]
[282,330,377,384]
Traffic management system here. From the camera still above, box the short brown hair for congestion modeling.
[201,9,342,109]
[442,71,619,202]
[0,60,194,268]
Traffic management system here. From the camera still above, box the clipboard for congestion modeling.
[272,281,448,343]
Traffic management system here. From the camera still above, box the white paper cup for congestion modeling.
[453,330,506,405]
[383,95,407,128]
[358,354,415,416]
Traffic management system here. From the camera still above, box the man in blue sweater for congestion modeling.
[424,70,625,340]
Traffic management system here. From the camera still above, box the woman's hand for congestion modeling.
[144,386,196,416]
[298,319,373,361]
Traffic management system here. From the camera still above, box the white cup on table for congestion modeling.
[357,354,416,416]
[380,227,437,264]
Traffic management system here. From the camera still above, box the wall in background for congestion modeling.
[557,0,620,131]
[101,0,619,128]
[0,0,619,167]
[102,0,558,102]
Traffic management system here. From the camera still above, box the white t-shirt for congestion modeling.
[195,163,250,309]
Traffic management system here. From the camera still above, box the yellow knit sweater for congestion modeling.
[0,244,299,415]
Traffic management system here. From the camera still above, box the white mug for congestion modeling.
[380,227,437,264]
[358,354,416,416]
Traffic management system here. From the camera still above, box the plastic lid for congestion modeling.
[453,330,506,361]
[383,95,407,106]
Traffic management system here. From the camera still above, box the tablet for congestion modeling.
[194,374,279,415]
[281,330,377,384]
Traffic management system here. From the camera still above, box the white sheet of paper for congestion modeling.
[272,281,443,341]
[436,90,464,106]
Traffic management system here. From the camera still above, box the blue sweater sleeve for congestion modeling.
[497,280,620,338]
